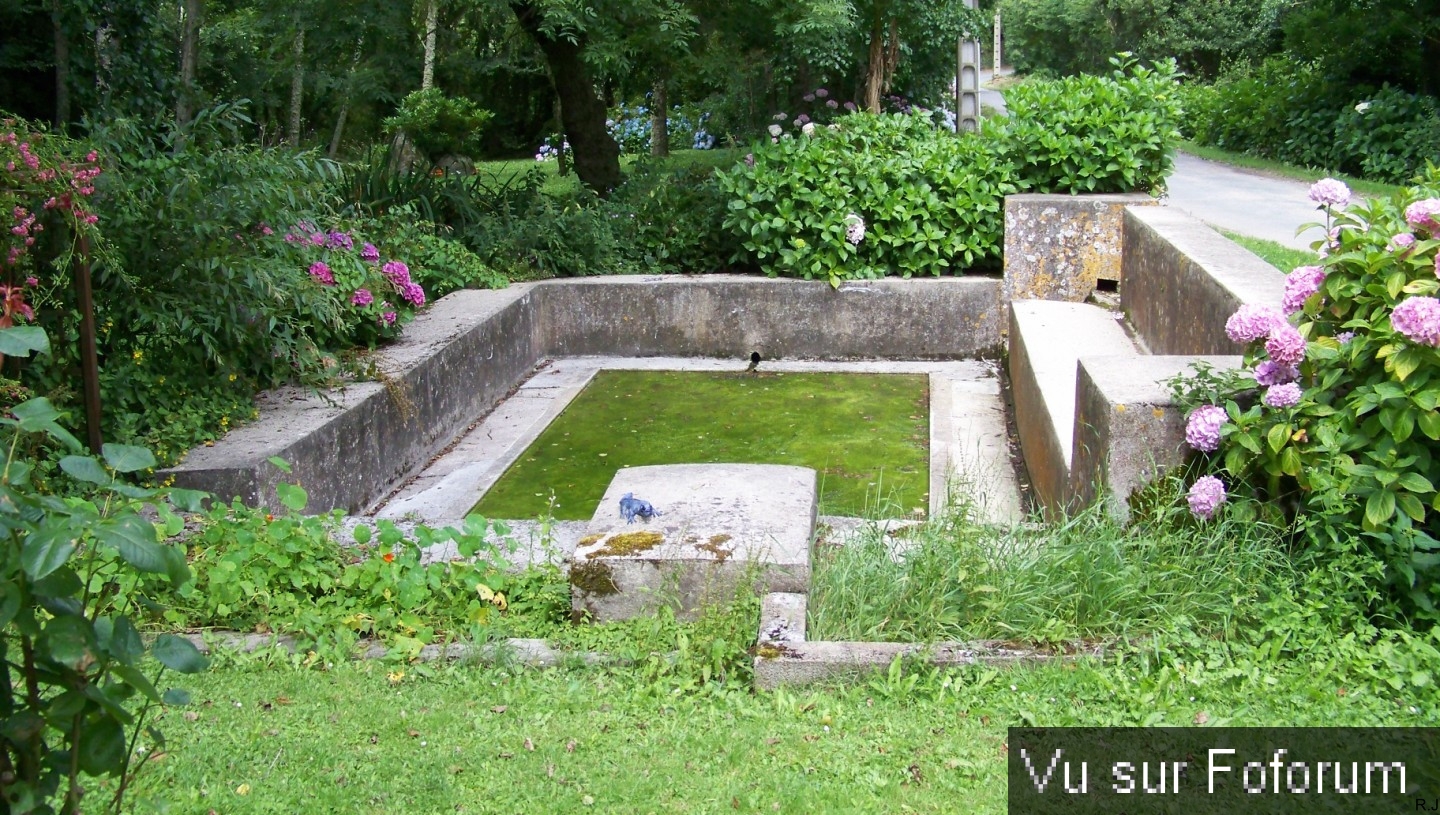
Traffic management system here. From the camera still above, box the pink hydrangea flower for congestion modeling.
[1388,232,1416,253]
[380,310,398,326]
[845,213,865,246]
[1404,199,1440,235]
[382,260,411,285]
[1282,265,1326,314]
[1265,323,1307,365]
[361,242,380,262]
[1262,382,1302,409]
[1390,296,1440,346]
[308,261,334,286]
[1185,405,1227,452]
[351,288,373,306]
[1308,178,1351,208]
[1336,331,1355,344]
[1225,304,1285,344]
[1254,360,1299,386]
[400,281,426,306]
[1187,475,1227,520]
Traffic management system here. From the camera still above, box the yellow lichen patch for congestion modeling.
[1115,404,1127,412]
[585,530,664,560]
[576,533,604,548]
[1152,408,1165,419]
[695,534,734,562]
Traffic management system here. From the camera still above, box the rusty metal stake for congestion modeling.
[75,234,102,454]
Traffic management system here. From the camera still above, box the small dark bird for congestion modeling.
[745,351,761,373]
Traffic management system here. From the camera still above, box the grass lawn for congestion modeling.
[1178,141,1403,200]
[474,148,746,199]
[472,371,930,520]
[121,651,1431,814]
[1220,230,1316,274]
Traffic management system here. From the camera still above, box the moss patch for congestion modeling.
[585,530,665,560]
[569,561,620,596]
[473,370,930,520]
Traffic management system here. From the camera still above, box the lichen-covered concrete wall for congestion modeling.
[536,275,1003,360]
[163,287,540,512]
[1121,207,1286,354]
[1070,355,1243,521]
[1003,193,1157,303]
[166,275,1006,512]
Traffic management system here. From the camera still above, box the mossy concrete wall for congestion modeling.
[164,288,541,513]
[1003,193,1157,303]
[536,275,1003,360]
[164,275,1005,513]
[1121,207,1286,354]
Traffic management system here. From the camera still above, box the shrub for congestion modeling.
[382,89,492,160]
[1183,57,1440,185]
[0,341,209,812]
[719,57,1180,284]
[719,112,1018,284]
[610,151,741,274]
[1172,171,1440,623]
[997,55,1182,194]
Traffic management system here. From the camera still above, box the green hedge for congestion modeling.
[720,58,1182,285]
[1178,57,1440,185]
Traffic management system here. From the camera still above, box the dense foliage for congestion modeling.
[0,352,209,814]
[1173,171,1440,623]
[1178,58,1440,185]
[720,58,1181,284]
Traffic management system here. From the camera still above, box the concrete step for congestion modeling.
[1008,301,1139,515]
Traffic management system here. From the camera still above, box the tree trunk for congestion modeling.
[50,0,69,126]
[175,0,202,144]
[287,18,304,149]
[330,37,364,159]
[509,0,621,195]
[421,0,438,90]
[862,9,885,112]
[650,79,668,157]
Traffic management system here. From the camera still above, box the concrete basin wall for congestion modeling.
[536,275,1003,360]
[164,275,1005,512]
[1121,207,1286,354]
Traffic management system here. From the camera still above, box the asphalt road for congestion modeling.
[1163,152,1329,251]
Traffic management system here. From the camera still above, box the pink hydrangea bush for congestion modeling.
[282,220,428,344]
[1172,172,1440,621]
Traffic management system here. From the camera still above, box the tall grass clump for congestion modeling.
[808,494,1293,643]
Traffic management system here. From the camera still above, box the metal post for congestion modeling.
[957,0,981,132]
[75,234,102,454]
[993,10,1003,73]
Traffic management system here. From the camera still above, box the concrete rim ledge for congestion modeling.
[752,591,1098,689]
[163,275,1005,514]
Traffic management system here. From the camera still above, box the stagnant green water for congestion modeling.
[471,370,930,520]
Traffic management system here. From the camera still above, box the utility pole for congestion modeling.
[955,0,980,132]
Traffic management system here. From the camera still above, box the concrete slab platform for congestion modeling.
[752,639,1075,690]
[571,464,817,622]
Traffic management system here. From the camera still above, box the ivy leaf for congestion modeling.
[102,443,156,473]
[0,326,49,357]
[151,634,209,674]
